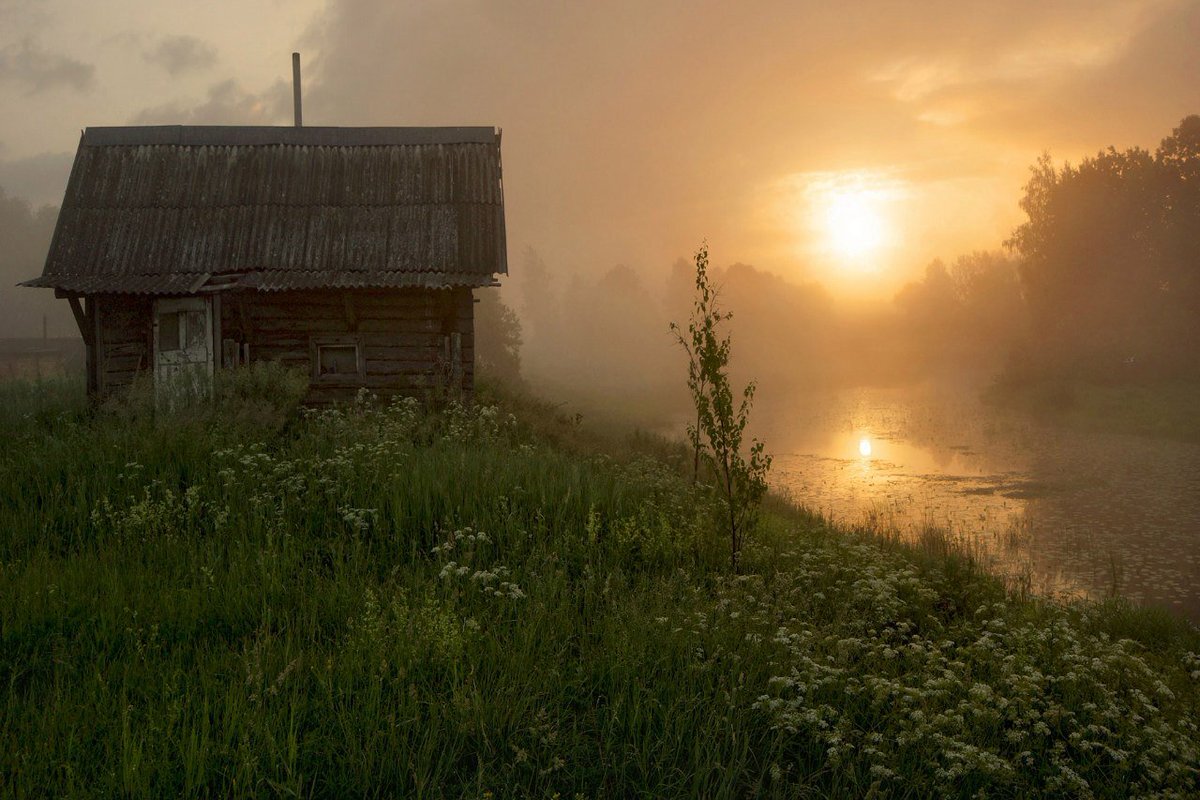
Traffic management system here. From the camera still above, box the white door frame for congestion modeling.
[152,296,214,403]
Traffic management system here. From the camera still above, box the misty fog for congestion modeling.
[2,3,1198,622]
[472,243,1026,432]
[5,5,1200,795]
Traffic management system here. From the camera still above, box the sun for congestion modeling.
[784,170,903,274]
[824,190,887,261]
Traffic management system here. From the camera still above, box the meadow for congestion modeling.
[1,367,1198,798]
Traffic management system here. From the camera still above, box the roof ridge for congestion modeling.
[61,202,503,210]
[82,126,500,148]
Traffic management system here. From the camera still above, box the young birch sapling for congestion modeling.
[671,243,772,573]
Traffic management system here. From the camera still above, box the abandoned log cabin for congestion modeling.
[21,124,507,402]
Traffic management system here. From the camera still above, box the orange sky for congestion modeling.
[1,0,1198,302]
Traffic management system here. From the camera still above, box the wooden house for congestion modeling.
[21,124,507,402]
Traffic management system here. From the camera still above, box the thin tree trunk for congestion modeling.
[722,452,738,573]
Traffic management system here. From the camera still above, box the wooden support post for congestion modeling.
[66,296,92,345]
[222,339,240,369]
[236,294,251,341]
[63,293,101,396]
[92,297,103,397]
[211,292,223,371]
[450,332,463,393]
[343,292,358,332]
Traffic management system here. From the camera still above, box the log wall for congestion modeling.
[222,287,475,403]
[93,294,152,398]
[87,288,475,403]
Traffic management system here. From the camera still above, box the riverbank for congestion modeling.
[1,372,1197,797]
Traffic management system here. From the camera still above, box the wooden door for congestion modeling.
[153,296,213,404]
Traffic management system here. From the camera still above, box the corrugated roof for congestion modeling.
[24,125,507,294]
[23,273,210,295]
[21,270,496,294]
[81,125,498,147]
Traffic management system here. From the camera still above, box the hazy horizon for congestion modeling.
[3,0,1199,323]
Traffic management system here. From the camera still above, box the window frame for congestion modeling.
[157,310,182,352]
[309,334,366,385]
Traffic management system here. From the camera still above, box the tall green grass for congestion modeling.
[1,369,1197,798]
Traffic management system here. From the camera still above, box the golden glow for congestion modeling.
[781,171,907,282]
[859,437,873,457]
[824,190,887,261]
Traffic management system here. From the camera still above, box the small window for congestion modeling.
[311,336,364,384]
[318,344,359,376]
[158,311,181,352]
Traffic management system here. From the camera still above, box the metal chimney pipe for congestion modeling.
[292,52,303,127]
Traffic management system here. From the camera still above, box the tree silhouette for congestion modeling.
[1006,116,1200,381]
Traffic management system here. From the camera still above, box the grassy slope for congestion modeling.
[1,371,1198,799]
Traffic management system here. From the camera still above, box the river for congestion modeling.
[753,383,1200,622]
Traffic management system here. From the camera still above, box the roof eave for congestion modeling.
[22,271,503,295]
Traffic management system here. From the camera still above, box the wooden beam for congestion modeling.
[222,339,240,369]
[343,292,359,332]
[450,331,463,393]
[92,297,103,397]
[67,296,93,345]
[237,294,252,340]
[211,293,223,371]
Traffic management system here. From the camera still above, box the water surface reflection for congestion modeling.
[757,385,1200,622]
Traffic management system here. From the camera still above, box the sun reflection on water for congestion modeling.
[763,386,1200,622]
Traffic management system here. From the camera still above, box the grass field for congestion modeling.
[1,368,1198,798]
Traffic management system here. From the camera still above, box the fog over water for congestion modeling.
[761,384,1200,622]
[504,252,1200,621]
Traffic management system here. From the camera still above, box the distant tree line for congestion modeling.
[1005,115,1200,383]
[0,186,70,338]
[474,289,524,387]
[511,245,842,420]
[893,250,1025,375]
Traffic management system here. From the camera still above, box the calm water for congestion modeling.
[754,384,1200,622]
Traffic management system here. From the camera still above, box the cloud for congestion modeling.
[936,0,1200,153]
[115,0,1188,288]
[131,78,291,125]
[0,1,53,37]
[142,35,218,76]
[0,150,73,208]
[863,0,1195,149]
[299,0,999,273]
[0,38,94,94]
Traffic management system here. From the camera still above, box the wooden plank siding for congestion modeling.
[222,288,475,403]
[87,287,475,404]
[94,294,152,397]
